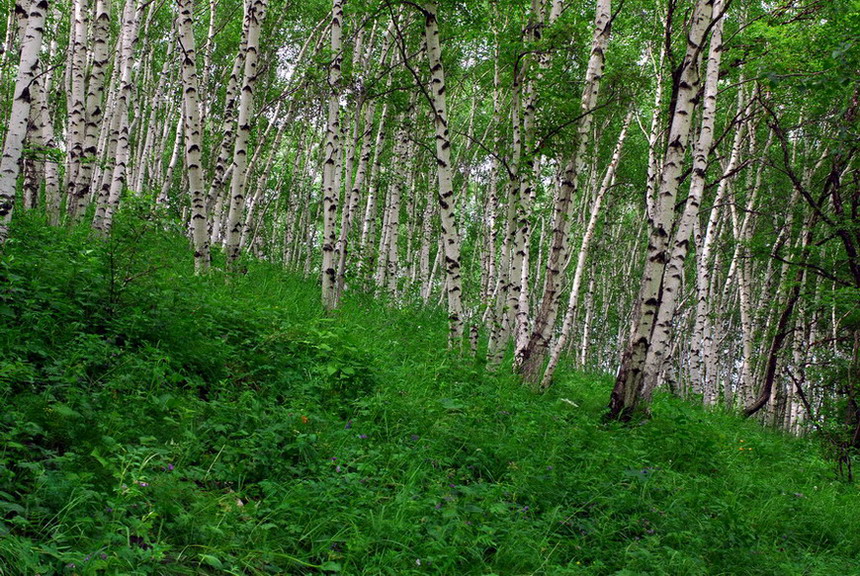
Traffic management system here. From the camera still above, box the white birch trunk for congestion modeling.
[72,0,110,209]
[177,0,210,272]
[335,100,375,297]
[320,0,343,307]
[519,0,611,383]
[66,0,88,217]
[223,0,268,264]
[92,0,140,233]
[541,109,632,387]
[608,0,716,420]
[424,0,463,346]
[0,0,46,242]
[207,49,244,245]
[358,95,389,271]
[641,4,728,394]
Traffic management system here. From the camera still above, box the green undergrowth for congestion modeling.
[1,213,858,575]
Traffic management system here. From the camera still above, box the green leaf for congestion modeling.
[200,554,223,569]
[52,404,81,418]
[438,398,465,411]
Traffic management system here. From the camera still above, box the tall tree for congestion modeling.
[177,0,210,273]
[519,0,612,383]
[321,0,343,309]
[423,0,464,346]
[0,0,47,243]
[92,0,141,233]
[608,0,718,420]
[223,0,269,264]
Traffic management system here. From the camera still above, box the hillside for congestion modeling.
[1,215,858,575]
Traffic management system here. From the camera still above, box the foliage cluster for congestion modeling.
[1,214,858,575]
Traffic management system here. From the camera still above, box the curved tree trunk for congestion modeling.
[223,0,268,265]
[540,108,632,388]
[607,0,716,421]
[519,0,612,383]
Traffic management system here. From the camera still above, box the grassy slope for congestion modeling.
[1,214,858,575]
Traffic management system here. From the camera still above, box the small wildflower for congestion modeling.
[336,465,342,473]
[100,553,108,560]
[358,434,368,439]
[300,415,309,424]
[410,434,420,441]
[415,559,421,566]
[137,481,149,487]
[345,420,353,430]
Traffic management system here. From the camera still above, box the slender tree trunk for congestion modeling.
[207,49,244,245]
[424,0,463,346]
[66,0,88,218]
[541,109,632,388]
[335,98,375,299]
[0,0,46,242]
[358,96,389,276]
[608,0,716,421]
[519,0,612,383]
[320,0,343,308]
[177,0,210,272]
[641,5,728,393]
[92,0,140,233]
[744,224,815,417]
[223,0,268,264]
[73,0,110,210]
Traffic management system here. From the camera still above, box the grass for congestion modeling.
[0,212,858,575]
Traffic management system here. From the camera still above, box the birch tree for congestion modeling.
[321,0,343,309]
[223,0,269,264]
[0,0,47,243]
[608,0,717,420]
[92,0,141,233]
[519,0,612,383]
[177,0,210,272]
[641,0,729,392]
[65,0,88,218]
[423,0,464,346]
[71,0,110,214]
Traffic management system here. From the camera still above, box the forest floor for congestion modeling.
[1,213,859,575]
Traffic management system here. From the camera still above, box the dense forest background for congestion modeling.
[1,0,859,572]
